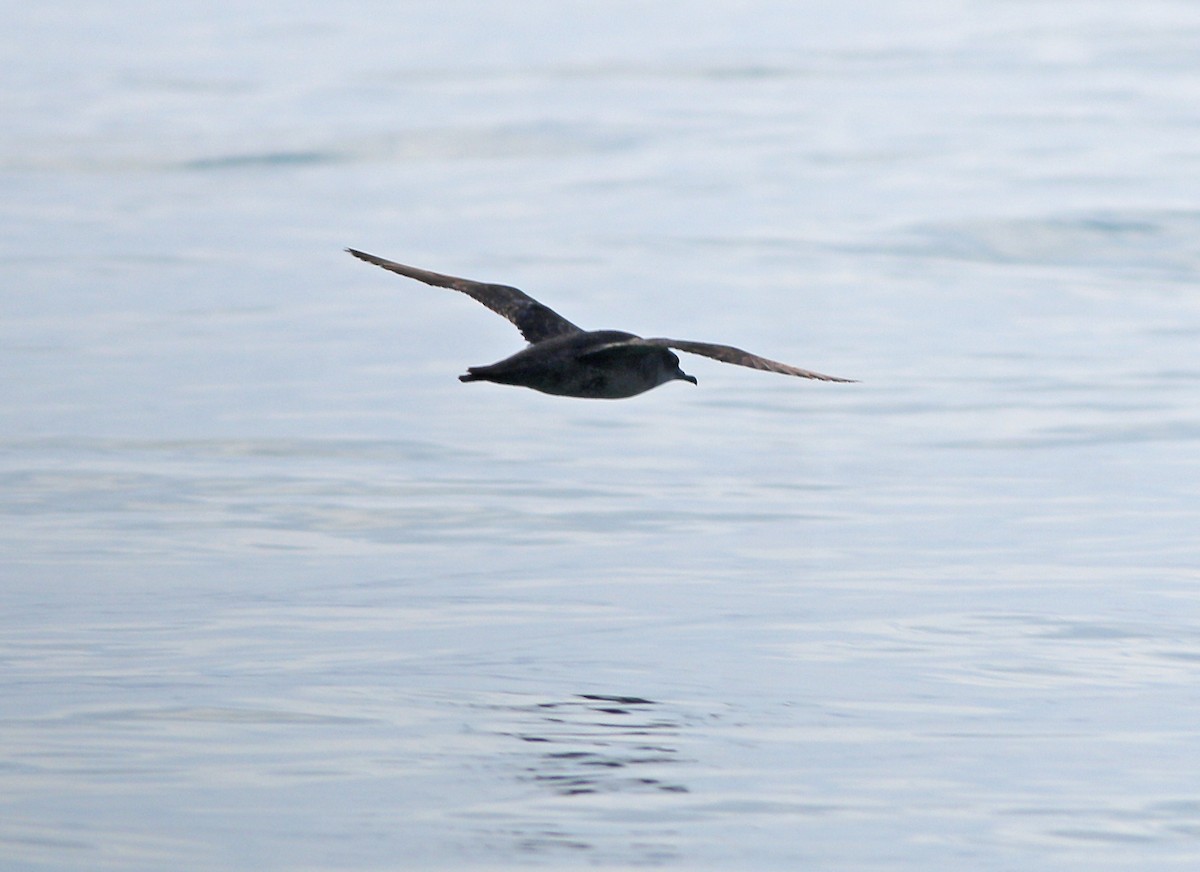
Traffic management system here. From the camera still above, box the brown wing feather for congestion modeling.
[644,338,856,382]
[346,249,582,344]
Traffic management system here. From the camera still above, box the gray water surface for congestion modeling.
[4,2,1200,870]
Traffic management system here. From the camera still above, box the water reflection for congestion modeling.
[465,693,693,864]
[507,694,689,797]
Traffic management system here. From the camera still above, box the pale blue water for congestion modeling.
[4,2,1200,870]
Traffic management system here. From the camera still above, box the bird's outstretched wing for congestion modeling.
[644,338,856,382]
[346,249,582,344]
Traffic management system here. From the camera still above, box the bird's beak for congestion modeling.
[679,371,698,385]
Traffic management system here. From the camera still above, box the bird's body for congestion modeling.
[460,330,694,399]
[346,248,855,399]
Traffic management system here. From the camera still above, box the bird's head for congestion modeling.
[666,351,697,385]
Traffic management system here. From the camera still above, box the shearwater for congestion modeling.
[347,249,856,399]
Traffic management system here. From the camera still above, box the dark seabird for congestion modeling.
[347,248,856,399]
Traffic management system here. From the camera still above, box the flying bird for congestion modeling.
[347,248,855,399]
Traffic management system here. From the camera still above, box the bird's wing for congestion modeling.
[346,249,583,344]
[643,338,857,382]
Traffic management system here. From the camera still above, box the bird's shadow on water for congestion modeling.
[478,693,696,864]
[507,693,690,797]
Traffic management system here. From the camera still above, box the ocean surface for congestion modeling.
[4,2,1200,869]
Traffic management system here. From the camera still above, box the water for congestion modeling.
[4,1,1200,869]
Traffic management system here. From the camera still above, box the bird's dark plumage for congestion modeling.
[346,248,855,398]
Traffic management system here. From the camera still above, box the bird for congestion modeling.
[346,248,856,399]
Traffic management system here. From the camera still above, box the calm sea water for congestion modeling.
[4,2,1200,869]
